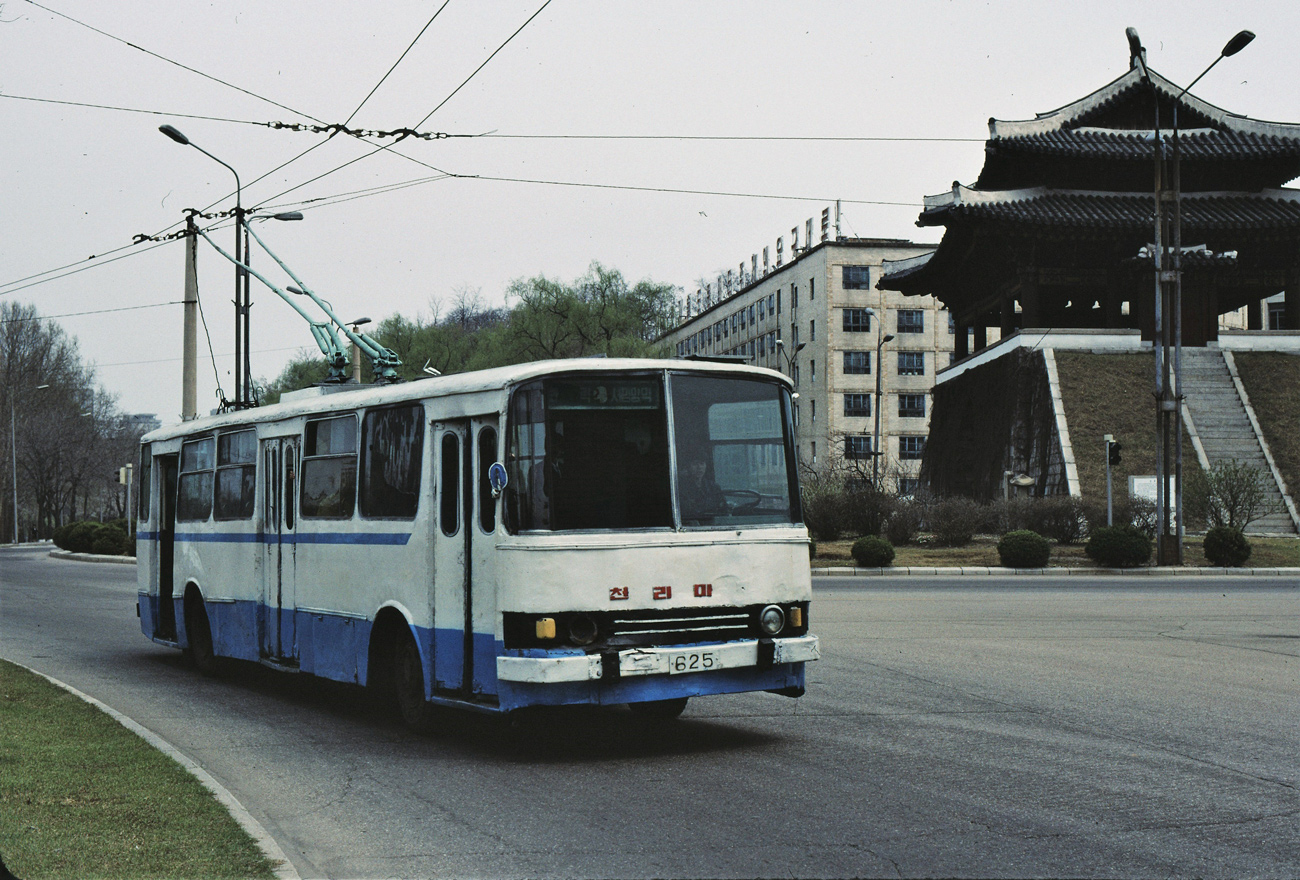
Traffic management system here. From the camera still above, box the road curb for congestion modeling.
[13,663,300,880]
[48,549,137,565]
[814,565,1300,577]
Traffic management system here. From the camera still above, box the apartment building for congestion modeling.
[664,234,962,493]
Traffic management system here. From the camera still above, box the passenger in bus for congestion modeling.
[678,454,725,522]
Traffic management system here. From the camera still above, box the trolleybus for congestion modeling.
[136,358,818,724]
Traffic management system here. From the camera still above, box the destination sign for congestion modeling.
[546,378,661,410]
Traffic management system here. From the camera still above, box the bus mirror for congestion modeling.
[488,462,508,498]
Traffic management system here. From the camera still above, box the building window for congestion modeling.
[811,441,816,464]
[898,309,924,334]
[810,278,816,300]
[844,393,872,417]
[898,477,920,497]
[810,319,816,342]
[748,305,755,325]
[811,400,816,424]
[792,282,798,308]
[947,311,956,334]
[769,293,777,316]
[810,359,815,382]
[843,308,872,332]
[843,266,871,290]
[739,308,746,329]
[843,351,871,374]
[845,436,873,460]
[899,436,926,460]
[758,298,765,320]
[758,335,766,357]
[898,394,927,419]
[897,351,925,376]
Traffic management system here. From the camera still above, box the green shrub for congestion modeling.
[1202,526,1251,567]
[1085,524,1152,568]
[808,539,817,560]
[51,523,73,551]
[843,484,895,538]
[66,521,99,554]
[91,525,127,556]
[997,530,1052,569]
[851,535,895,568]
[929,497,984,547]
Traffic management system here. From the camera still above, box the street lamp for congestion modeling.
[1126,28,1254,565]
[159,124,252,409]
[10,383,49,543]
[865,308,895,490]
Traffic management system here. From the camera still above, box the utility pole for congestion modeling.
[182,213,199,421]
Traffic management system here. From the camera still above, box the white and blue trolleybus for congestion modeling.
[136,358,818,723]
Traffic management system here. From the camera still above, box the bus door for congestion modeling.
[432,422,470,693]
[156,454,179,641]
[262,436,299,662]
[432,419,500,697]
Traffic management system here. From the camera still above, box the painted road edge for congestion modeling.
[15,662,300,880]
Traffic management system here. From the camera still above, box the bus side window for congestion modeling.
[440,432,459,537]
[478,426,497,533]
[138,446,152,521]
[177,436,215,522]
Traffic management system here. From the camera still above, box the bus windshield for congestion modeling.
[505,371,799,531]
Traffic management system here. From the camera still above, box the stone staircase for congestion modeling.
[1180,348,1297,535]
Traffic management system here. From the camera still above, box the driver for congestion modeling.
[679,454,725,522]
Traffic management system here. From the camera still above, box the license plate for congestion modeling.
[668,649,719,675]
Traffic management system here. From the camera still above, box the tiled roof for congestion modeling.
[988,128,1300,162]
[919,186,1300,230]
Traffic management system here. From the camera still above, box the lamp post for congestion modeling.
[864,307,895,489]
[160,124,251,409]
[1126,28,1254,565]
[10,383,49,543]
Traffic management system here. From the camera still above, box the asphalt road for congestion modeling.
[2,545,1297,879]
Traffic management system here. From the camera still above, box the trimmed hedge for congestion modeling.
[1085,524,1152,568]
[851,535,895,568]
[997,530,1052,569]
[52,520,133,556]
[1203,526,1251,567]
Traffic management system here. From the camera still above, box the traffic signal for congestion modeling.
[1108,441,1122,466]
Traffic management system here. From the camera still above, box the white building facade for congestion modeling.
[664,234,971,494]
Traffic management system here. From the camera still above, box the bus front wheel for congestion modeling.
[184,595,219,677]
[394,632,440,732]
[628,697,688,719]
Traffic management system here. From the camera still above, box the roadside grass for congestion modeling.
[813,534,1299,568]
[0,660,275,880]
[1233,352,1300,506]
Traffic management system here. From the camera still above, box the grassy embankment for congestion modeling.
[1233,351,1300,507]
[0,660,275,880]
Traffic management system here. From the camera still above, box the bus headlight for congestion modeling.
[759,605,785,636]
[568,613,599,646]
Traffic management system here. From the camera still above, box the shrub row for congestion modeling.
[802,486,1157,548]
[51,520,135,557]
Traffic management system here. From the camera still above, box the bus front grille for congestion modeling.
[605,609,753,648]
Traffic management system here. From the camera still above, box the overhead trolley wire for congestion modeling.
[255,0,554,209]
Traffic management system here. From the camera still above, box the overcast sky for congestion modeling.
[4,0,1298,421]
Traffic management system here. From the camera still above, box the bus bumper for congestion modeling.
[496,634,819,684]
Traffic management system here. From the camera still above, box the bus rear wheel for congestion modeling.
[394,632,440,732]
[628,697,689,720]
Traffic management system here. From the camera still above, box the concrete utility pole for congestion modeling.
[182,213,199,421]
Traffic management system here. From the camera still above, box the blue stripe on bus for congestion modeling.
[152,531,414,546]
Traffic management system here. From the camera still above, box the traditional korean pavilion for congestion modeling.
[880,60,1300,352]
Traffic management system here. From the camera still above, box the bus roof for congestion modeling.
[140,357,791,444]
